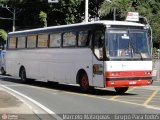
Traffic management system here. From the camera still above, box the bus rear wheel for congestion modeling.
[1,67,6,75]
[20,68,27,83]
[115,87,129,94]
[79,72,90,92]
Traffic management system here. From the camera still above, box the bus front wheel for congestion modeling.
[115,87,129,94]
[79,72,90,92]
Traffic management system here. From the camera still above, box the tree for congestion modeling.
[99,0,135,20]
[89,0,104,21]
[39,11,47,27]
[99,0,160,51]
[0,0,160,50]
[136,0,160,47]
[0,0,84,29]
[57,0,82,24]
[0,29,7,48]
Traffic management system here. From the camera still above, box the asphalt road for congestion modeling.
[0,75,160,115]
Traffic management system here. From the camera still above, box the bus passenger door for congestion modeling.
[92,30,105,87]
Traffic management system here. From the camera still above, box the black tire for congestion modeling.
[20,68,27,83]
[115,87,129,94]
[79,72,90,92]
[1,67,6,75]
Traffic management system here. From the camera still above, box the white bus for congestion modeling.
[6,20,152,93]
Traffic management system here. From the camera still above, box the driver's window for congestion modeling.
[94,30,104,59]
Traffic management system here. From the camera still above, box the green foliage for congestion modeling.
[100,0,135,19]
[0,29,7,41]
[153,47,159,59]
[89,0,104,20]
[135,0,160,47]
[0,0,160,50]
[99,0,160,49]
[0,29,7,47]
[39,11,47,27]
[58,0,82,24]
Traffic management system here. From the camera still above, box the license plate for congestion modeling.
[129,81,137,85]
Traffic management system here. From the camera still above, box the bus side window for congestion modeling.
[17,36,26,49]
[38,34,48,48]
[87,31,92,47]
[49,33,61,47]
[27,35,37,48]
[94,30,104,59]
[78,31,88,47]
[63,32,76,47]
[8,37,17,49]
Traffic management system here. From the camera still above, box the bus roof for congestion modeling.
[8,20,145,35]
[93,20,145,27]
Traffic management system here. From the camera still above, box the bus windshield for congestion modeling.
[107,29,151,60]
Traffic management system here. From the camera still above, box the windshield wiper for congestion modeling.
[134,51,143,60]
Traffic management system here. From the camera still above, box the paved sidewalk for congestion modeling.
[0,87,42,120]
[0,87,40,120]
[0,86,59,120]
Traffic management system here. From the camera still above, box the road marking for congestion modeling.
[109,95,120,100]
[0,84,26,87]
[143,90,158,106]
[146,105,160,110]
[2,81,160,111]
[109,88,136,100]
[62,90,160,111]
[0,84,62,120]
[20,84,160,111]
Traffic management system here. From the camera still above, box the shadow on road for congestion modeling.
[0,75,137,96]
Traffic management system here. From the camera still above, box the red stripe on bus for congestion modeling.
[105,70,152,78]
[106,79,152,87]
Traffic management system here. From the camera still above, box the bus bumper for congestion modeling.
[106,79,153,87]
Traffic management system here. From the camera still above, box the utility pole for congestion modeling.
[85,0,89,22]
[113,7,116,21]
[1,5,17,32]
[12,7,16,32]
